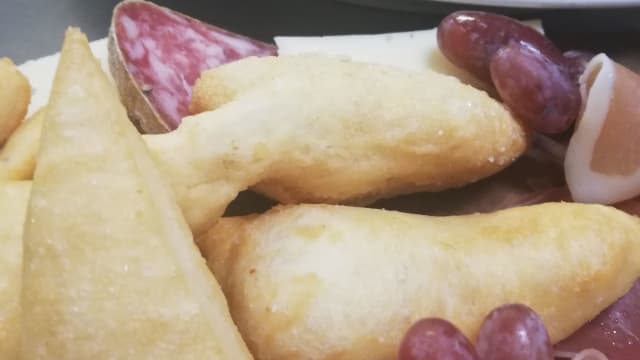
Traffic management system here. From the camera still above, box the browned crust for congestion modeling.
[107,0,171,134]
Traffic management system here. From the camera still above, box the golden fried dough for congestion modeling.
[190,54,498,114]
[21,28,251,359]
[190,55,284,112]
[199,203,640,360]
[0,58,30,144]
[148,55,528,234]
[0,108,44,181]
[0,181,30,359]
[5,55,527,234]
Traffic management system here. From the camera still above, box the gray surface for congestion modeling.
[1,0,120,63]
[1,0,436,63]
[3,0,640,64]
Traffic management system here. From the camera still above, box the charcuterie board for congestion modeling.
[3,1,640,359]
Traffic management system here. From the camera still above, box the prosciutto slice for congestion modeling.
[565,54,640,204]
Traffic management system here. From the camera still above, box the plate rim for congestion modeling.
[427,0,640,9]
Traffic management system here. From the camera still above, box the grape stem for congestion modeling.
[526,133,568,166]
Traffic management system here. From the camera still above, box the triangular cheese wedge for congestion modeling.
[0,181,30,359]
[21,28,252,359]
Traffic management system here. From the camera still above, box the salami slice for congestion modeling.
[109,0,276,132]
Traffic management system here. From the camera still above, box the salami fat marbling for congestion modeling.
[109,0,275,132]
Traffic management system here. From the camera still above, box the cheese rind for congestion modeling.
[275,29,488,90]
[275,20,543,91]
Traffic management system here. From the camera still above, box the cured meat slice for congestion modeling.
[556,279,640,360]
[565,54,640,205]
[109,0,276,132]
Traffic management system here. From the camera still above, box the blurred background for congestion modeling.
[3,0,640,64]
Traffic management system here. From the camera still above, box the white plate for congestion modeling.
[430,0,640,8]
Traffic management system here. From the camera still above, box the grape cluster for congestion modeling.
[437,11,592,134]
[398,304,553,360]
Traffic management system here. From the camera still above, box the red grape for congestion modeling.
[437,11,583,134]
[476,304,553,360]
[398,318,479,360]
[437,11,564,81]
[490,41,580,134]
[563,50,595,82]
